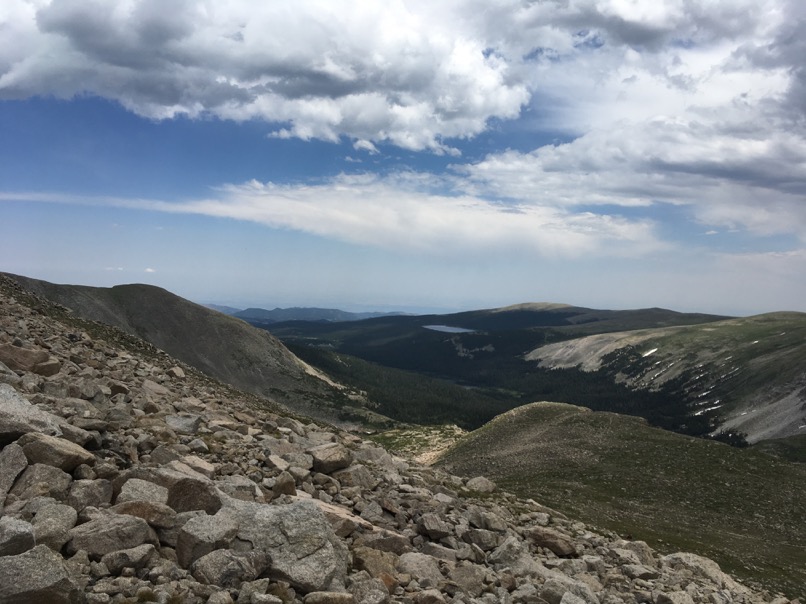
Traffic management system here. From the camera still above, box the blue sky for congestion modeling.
[2,0,806,315]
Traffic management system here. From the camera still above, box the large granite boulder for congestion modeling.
[224,498,349,593]
[0,544,81,603]
[0,383,62,445]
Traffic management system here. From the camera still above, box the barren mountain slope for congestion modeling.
[3,273,351,421]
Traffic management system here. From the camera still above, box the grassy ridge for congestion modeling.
[437,402,806,598]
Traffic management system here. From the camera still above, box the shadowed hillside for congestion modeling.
[3,273,354,422]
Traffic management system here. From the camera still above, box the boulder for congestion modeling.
[0,383,62,445]
[66,513,158,559]
[110,500,176,529]
[332,465,380,490]
[191,548,268,588]
[417,513,453,540]
[526,526,577,557]
[309,443,353,474]
[465,476,496,493]
[0,343,48,372]
[9,463,72,501]
[116,477,169,504]
[100,543,157,575]
[18,432,95,472]
[447,563,487,598]
[176,510,240,568]
[165,413,202,435]
[303,593,355,604]
[225,498,349,593]
[0,442,28,507]
[661,552,749,593]
[32,503,78,551]
[396,552,443,588]
[0,544,81,603]
[0,515,35,556]
[166,477,224,514]
[349,578,389,604]
[67,478,113,510]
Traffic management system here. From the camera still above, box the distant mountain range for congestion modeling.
[267,303,806,443]
[229,306,405,324]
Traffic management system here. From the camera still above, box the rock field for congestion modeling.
[0,276,798,604]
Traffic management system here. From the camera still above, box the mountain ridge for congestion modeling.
[0,272,801,602]
[0,273,362,425]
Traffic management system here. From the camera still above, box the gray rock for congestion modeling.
[418,513,452,540]
[0,442,28,507]
[304,593,355,604]
[352,545,399,578]
[349,578,389,604]
[0,343,49,372]
[623,564,660,580]
[9,462,72,501]
[110,500,176,529]
[18,432,95,472]
[309,443,354,474]
[0,515,35,556]
[66,512,158,559]
[489,536,545,577]
[656,593,696,604]
[448,562,487,597]
[32,503,79,551]
[0,383,63,445]
[0,544,81,603]
[463,528,500,551]
[100,543,156,575]
[397,552,443,588]
[225,498,349,592]
[539,578,600,604]
[165,413,203,435]
[68,478,113,511]
[332,465,380,490]
[166,477,224,514]
[116,477,169,504]
[661,552,748,593]
[218,474,262,501]
[526,526,577,557]
[176,510,239,568]
[465,476,496,493]
[191,548,268,588]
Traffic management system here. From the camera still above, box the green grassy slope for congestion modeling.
[437,402,806,598]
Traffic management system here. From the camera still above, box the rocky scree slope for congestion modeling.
[0,277,796,604]
[3,273,356,423]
